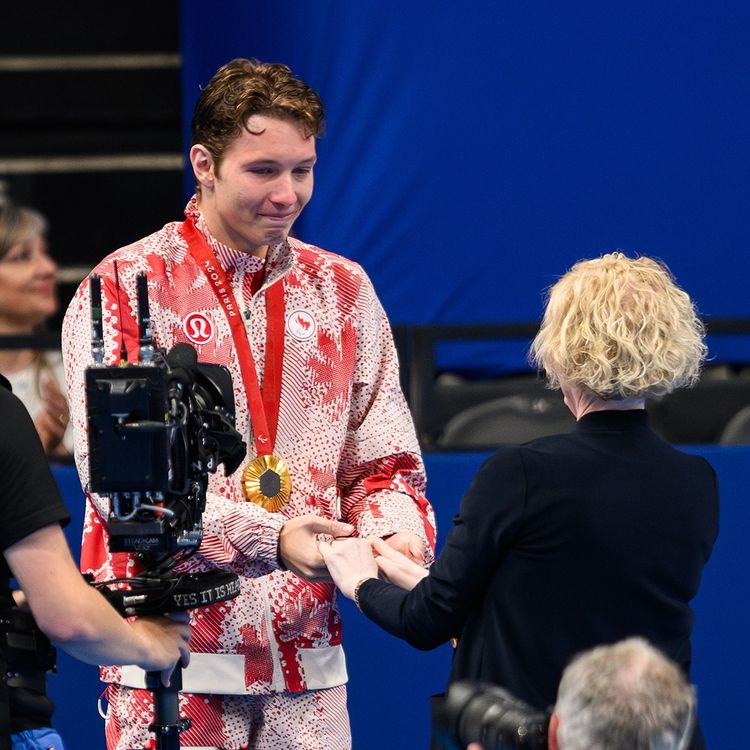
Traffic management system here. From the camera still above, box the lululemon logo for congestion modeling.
[286,310,316,341]
[183,312,214,345]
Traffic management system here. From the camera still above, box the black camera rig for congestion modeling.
[84,269,247,748]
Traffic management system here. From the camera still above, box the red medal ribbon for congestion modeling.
[182,219,285,456]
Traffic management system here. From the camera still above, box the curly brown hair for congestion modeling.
[190,58,324,187]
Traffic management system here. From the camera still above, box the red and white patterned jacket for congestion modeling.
[62,200,436,695]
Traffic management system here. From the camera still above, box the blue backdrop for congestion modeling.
[181,0,750,351]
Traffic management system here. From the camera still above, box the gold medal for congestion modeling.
[242,454,292,511]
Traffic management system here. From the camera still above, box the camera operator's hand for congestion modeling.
[370,537,430,590]
[278,515,355,581]
[129,613,192,687]
[317,538,378,599]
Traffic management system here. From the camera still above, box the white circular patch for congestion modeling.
[286,310,317,341]
[182,312,215,345]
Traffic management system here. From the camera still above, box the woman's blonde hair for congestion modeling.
[529,252,706,399]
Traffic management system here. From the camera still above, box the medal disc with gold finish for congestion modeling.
[242,454,292,511]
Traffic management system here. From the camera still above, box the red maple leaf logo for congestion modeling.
[308,321,357,413]
[295,314,312,331]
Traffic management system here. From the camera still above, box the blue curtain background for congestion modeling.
[181,1,749,341]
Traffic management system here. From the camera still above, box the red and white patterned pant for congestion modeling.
[103,683,351,750]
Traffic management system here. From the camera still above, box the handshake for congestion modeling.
[129,529,428,683]
[278,514,427,599]
[274,512,428,592]
[317,532,429,599]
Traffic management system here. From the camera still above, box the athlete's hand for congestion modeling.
[278,515,354,581]
[381,531,425,564]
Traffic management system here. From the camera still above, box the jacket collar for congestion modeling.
[574,409,650,432]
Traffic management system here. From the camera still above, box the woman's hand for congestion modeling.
[11,589,28,610]
[317,538,378,599]
[370,537,429,590]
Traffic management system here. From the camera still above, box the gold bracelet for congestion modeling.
[353,578,370,611]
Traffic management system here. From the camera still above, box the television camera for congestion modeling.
[84,269,247,748]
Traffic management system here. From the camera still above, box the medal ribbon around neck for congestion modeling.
[182,219,292,511]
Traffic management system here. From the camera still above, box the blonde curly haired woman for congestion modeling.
[321,252,718,750]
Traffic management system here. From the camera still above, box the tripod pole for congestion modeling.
[145,664,191,750]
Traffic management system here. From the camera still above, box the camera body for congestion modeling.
[86,348,246,555]
[85,269,246,562]
[433,680,550,750]
[83,271,249,619]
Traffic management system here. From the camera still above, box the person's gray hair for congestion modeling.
[554,638,695,750]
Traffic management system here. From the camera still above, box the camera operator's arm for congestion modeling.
[5,523,191,686]
[0,369,190,683]
[337,278,436,564]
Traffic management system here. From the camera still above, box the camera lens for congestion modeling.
[437,681,549,750]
